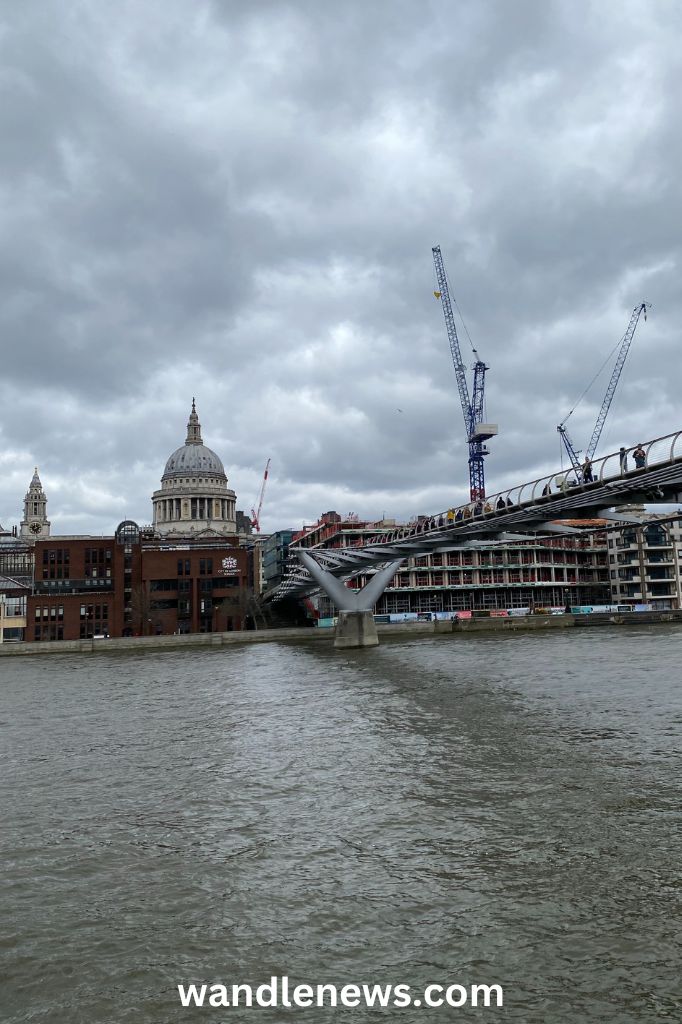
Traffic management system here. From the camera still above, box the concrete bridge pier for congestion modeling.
[334,609,379,648]
[296,550,404,649]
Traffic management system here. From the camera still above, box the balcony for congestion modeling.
[34,578,114,594]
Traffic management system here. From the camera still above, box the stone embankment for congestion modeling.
[1,610,681,657]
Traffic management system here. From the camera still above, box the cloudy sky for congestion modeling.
[1,0,680,535]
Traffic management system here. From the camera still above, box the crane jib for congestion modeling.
[558,303,649,472]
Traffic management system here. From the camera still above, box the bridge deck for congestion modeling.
[273,432,682,597]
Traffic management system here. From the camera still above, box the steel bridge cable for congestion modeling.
[559,332,624,427]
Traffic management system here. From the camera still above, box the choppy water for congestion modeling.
[2,626,681,1023]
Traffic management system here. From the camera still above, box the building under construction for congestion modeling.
[289,511,611,619]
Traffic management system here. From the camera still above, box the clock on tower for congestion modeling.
[20,467,51,542]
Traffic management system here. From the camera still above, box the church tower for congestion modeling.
[20,468,51,542]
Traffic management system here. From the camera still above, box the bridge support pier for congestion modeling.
[334,610,379,649]
[296,550,404,649]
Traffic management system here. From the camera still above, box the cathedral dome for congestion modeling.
[161,398,226,481]
[163,443,225,479]
[152,400,237,538]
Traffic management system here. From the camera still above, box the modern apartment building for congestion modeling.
[608,511,682,609]
[262,529,295,590]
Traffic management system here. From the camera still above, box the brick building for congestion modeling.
[18,402,256,642]
[27,522,250,640]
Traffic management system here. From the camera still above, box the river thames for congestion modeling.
[2,626,681,1022]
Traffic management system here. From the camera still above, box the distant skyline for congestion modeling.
[2,0,681,534]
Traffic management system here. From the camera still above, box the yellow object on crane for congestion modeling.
[433,290,441,299]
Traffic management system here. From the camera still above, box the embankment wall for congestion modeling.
[1,610,681,658]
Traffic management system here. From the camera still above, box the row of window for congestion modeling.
[42,567,70,580]
[37,578,112,590]
[382,569,582,587]
[42,549,70,564]
[411,552,587,567]
[151,575,238,592]
[34,624,63,641]
[0,553,33,574]
[34,605,64,621]
[177,558,220,576]
[80,604,110,619]
[85,548,112,563]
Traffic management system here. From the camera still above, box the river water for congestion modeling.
[2,626,681,1023]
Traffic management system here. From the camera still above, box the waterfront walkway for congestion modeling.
[3,609,682,656]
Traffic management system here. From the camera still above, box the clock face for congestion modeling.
[29,522,42,535]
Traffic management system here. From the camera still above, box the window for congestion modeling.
[42,549,70,580]
[150,579,177,592]
[79,602,110,638]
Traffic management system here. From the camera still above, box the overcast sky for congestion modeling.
[1,0,681,535]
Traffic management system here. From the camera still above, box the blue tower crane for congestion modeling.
[432,244,498,501]
[557,302,650,475]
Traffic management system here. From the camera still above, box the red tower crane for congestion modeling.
[250,459,271,533]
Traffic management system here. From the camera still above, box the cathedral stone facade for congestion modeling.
[151,400,237,538]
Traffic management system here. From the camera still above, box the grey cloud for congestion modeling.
[1,0,681,534]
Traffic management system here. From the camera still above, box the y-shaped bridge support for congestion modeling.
[297,550,404,648]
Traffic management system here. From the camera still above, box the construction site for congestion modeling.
[266,247,682,623]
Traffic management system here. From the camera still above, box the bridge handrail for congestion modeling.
[419,430,682,531]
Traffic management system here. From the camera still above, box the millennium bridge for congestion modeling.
[270,431,682,647]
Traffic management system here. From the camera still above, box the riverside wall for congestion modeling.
[1,610,682,657]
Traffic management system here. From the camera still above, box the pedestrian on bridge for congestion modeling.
[619,447,628,473]
[633,444,646,469]
[582,457,594,483]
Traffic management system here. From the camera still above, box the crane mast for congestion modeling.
[250,458,270,533]
[432,245,497,501]
[558,303,649,472]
